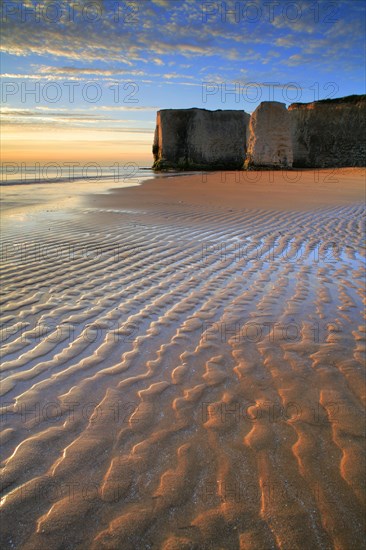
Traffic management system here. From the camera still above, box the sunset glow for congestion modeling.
[1,0,365,165]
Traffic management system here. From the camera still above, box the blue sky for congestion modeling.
[1,0,365,164]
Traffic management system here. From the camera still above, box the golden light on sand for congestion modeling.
[1,169,365,548]
[1,0,365,544]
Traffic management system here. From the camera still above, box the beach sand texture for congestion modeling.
[1,169,365,549]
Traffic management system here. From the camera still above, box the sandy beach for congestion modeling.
[1,168,365,549]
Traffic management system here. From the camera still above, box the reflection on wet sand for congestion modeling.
[1,169,365,549]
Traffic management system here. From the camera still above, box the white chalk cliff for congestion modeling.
[289,95,366,167]
[153,108,250,170]
[245,101,293,168]
[152,96,366,171]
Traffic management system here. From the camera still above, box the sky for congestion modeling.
[1,0,365,165]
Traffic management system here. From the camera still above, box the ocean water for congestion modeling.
[0,165,158,215]
[0,164,203,216]
[0,164,156,186]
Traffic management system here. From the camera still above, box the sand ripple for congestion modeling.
[1,200,365,549]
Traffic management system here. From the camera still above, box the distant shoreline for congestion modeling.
[86,167,366,213]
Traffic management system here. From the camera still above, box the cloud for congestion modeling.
[151,0,170,6]
[285,54,303,66]
[2,0,363,75]
[36,66,146,76]
[1,0,364,116]
[275,37,296,47]
[96,106,158,111]
[162,72,194,80]
[0,107,156,131]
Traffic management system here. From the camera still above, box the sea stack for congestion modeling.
[289,95,366,167]
[245,101,293,168]
[152,108,250,170]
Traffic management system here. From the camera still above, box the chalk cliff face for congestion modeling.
[289,95,366,167]
[152,96,366,171]
[152,108,250,170]
[245,101,293,168]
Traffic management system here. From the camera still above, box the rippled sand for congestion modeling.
[1,169,365,549]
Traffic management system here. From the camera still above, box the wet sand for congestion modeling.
[1,169,365,549]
